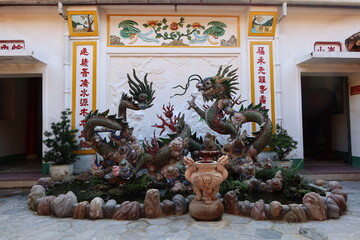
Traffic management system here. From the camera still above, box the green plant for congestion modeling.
[43,109,80,165]
[268,123,298,161]
[219,179,248,196]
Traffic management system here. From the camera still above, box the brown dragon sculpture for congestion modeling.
[173,65,273,165]
[84,70,199,178]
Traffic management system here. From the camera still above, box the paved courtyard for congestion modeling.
[0,181,359,240]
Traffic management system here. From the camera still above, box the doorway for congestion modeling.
[301,75,351,164]
[0,76,42,172]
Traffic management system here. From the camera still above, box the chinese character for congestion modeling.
[1,45,9,50]
[11,44,23,50]
[80,89,89,97]
[259,85,268,94]
[80,58,89,67]
[80,98,89,106]
[328,46,335,52]
[256,47,265,55]
[80,47,89,56]
[258,76,266,83]
[79,108,89,117]
[79,130,85,138]
[257,56,266,65]
[259,95,267,104]
[79,140,89,148]
[79,119,86,127]
[80,68,90,77]
[80,79,90,87]
[258,66,266,75]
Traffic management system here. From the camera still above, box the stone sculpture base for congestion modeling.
[189,199,224,221]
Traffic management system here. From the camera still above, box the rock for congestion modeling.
[185,194,196,205]
[103,199,117,219]
[268,201,283,220]
[144,189,164,218]
[224,191,239,215]
[314,179,327,186]
[303,192,326,220]
[172,194,188,216]
[28,188,46,211]
[323,196,340,219]
[37,177,54,189]
[30,185,45,194]
[238,200,253,216]
[89,197,105,219]
[161,199,175,216]
[327,193,347,214]
[283,204,307,223]
[251,200,267,220]
[51,191,77,218]
[37,196,56,216]
[331,188,348,201]
[327,181,342,191]
[139,203,145,218]
[73,201,89,219]
[113,201,141,220]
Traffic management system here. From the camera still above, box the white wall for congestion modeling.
[349,74,360,157]
[277,7,360,159]
[0,6,67,135]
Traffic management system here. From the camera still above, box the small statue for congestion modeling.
[184,155,228,205]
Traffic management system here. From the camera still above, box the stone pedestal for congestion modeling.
[189,199,224,221]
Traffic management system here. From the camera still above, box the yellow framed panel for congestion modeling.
[250,41,275,133]
[71,41,97,154]
[248,12,277,37]
[68,10,99,37]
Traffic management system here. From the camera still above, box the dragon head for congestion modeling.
[172,65,239,102]
[127,69,155,109]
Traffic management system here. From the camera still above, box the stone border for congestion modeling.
[28,178,347,222]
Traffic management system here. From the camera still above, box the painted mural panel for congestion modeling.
[68,11,99,37]
[108,15,240,47]
[248,12,277,37]
[107,55,239,142]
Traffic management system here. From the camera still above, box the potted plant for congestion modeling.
[43,109,80,181]
[268,123,298,168]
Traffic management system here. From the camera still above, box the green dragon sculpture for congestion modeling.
[173,65,273,164]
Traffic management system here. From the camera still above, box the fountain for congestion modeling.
[28,66,348,222]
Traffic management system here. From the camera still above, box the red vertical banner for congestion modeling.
[250,41,275,131]
[71,41,97,154]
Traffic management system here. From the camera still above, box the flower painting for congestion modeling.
[108,15,239,47]
[248,12,277,37]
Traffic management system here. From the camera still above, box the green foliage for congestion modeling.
[255,167,282,181]
[219,179,248,196]
[43,109,80,165]
[268,123,298,161]
[255,161,311,200]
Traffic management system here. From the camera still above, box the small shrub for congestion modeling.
[43,109,80,165]
[268,123,298,161]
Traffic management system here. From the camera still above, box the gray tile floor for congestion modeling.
[0,181,360,240]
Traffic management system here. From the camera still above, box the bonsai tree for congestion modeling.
[268,123,298,161]
[43,109,80,165]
